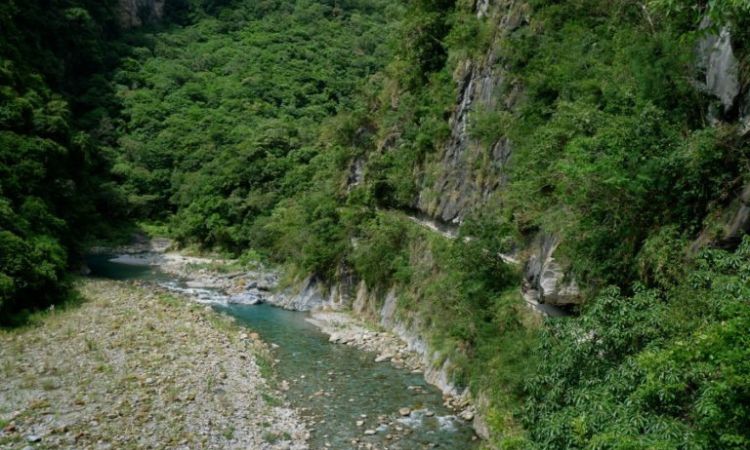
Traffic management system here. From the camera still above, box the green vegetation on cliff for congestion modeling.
[113,0,400,251]
[523,239,750,449]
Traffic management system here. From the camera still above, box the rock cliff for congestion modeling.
[118,0,165,28]
[692,22,750,250]
[416,1,525,224]
[417,3,750,305]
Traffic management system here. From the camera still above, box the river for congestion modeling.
[86,254,479,449]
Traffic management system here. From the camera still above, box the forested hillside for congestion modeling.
[112,0,401,250]
[2,0,750,448]
[0,0,125,318]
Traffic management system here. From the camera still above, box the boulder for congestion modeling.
[227,292,263,305]
[525,235,581,305]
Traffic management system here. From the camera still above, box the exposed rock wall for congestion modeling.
[415,54,503,222]
[720,184,750,245]
[267,263,358,311]
[692,183,750,251]
[413,0,584,307]
[696,19,742,115]
[692,22,750,251]
[417,6,750,302]
[523,235,581,306]
[118,0,165,28]
[416,1,526,223]
[741,93,750,135]
[266,275,327,311]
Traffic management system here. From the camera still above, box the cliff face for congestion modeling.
[266,1,750,443]
[692,23,750,250]
[416,1,525,224]
[412,0,583,306]
[415,1,750,306]
[118,0,165,28]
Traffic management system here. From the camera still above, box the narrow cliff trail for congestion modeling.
[399,211,569,317]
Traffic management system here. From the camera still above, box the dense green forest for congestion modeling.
[2,0,750,448]
[0,0,126,318]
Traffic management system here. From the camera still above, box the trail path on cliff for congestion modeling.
[403,212,568,317]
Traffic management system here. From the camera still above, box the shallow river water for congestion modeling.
[87,255,479,449]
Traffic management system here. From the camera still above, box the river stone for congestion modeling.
[227,292,262,305]
[363,429,376,435]
[398,407,411,417]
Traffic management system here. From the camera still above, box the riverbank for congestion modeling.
[99,247,279,306]
[0,279,308,449]
[127,248,480,425]
[306,311,477,422]
[84,242,482,446]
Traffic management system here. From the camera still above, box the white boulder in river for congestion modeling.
[227,291,263,305]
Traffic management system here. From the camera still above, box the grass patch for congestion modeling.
[0,434,22,446]
[262,431,290,444]
[221,425,235,440]
[260,392,282,407]
[205,311,239,335]
[156,293,181,307]
[41,377,59,391]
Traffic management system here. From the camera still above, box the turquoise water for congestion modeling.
[87,256,479,449]
[86,254,159,280]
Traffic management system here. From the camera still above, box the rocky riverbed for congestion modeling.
[79,240,482,447]
[306,311,477,421]
[114,246,479,422]
[97,250,279,306]
[0,280,308,449]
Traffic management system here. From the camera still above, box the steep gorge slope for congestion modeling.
[256,1,750,447]
[3,0,750,447]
